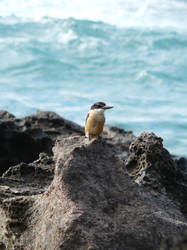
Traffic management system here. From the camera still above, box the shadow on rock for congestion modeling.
[0,110,84,175]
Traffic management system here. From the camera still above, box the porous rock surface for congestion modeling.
[159,230,187,250]
[0,153,55,249]
[0,136,187,250]
[125,132,187,216]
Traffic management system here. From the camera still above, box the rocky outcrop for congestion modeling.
[0,111,187,250]
[0,110,84,175]
[0,110,15,119]
[125,132,187,217]
[1,153,55,195]
[0,111,52,175]
[23,111,84,140]
[0,153,55,249]
[103,126,136,160]
[0,136,186,250]
[159,230,187,250]
[0,110,134,175]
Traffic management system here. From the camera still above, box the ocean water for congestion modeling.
[1,0,187,156]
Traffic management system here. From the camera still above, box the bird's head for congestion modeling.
[90,102,113,110]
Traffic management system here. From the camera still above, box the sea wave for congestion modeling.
[1,2,187,156]
[1,0,187,30]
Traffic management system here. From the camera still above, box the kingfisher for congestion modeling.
[85,102,113,139]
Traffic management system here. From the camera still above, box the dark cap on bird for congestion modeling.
[85,102,113,139]
[90,102,113,110]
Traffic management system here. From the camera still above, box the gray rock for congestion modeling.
[0,153,55,198]
[0,113,52,175]
[0,110,15,119]
[125,132,187,217]
[172,155,187,175]
[1,136,186,250]
[23,110,84,140]
[0,110,134,175]
[160,230,187,250]
[0,110,84,175]
[0,153,55,249]
[103,125,136,160]
[1,111,186,249]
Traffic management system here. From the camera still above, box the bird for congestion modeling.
[85,102,113,140]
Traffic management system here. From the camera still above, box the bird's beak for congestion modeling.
[103,106,113,110]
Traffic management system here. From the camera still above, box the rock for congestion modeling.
[0,115,52,175]
[125,132,187,217]
[1,110,187,249]
[0,110,15,119]
[0,153,55,249]
[23,111,84,140]
[160,230,187,250]
[24,111,135,160]
[1,136,186,250]
[172,155,187,175]
[0,111,84,175]
[0,110,135,175]
[0,153,55,198]
[103,126,136,160]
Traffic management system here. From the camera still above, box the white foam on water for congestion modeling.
[78,37,109,52]
[0,37,30,46]
[1,0,187,156]
[57,29,78,44]
[1,0,187,30]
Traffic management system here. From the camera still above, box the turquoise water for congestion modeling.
[1,0,187,156]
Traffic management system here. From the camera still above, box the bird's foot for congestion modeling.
[85,135,92,141]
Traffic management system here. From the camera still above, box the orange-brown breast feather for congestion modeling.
[85,113,105,137]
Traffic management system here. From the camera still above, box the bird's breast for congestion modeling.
[85,111,105,137]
